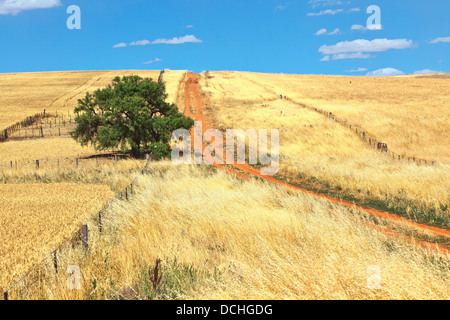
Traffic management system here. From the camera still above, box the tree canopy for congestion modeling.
[71,75,194,158]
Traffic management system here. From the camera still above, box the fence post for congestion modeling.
[98,212,102,233]
[76,158,78,168]
[4,291,8,300]
[125,188,128,200]
[53,251,58,274]
[81,225,88,250]
[36,160,40,169]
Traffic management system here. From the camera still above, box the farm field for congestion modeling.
[28,162,450,300]
[227,71,450,162]
[1,69,449,300]
[0,70,162,130]
[0,69,187,296]
[199,71,450,229]
[0,183,113,292]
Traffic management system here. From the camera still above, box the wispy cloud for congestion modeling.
[0,0,62,15]
[332,52,371,60]
[428,37,450,44]
[130,40,152,46]
[315,28,341,36]
[366,68,405,77]
[413,69,443,74]
[308,0,350,8]
[307,8,344,16]
[315,28,328,36]
[328,28,340,35]
[186,25,194,28]
[351,24,383,31]
[112,42,128,48]
[319,38,413,61]
[114,35,203,48]
[143,58,162,65]
[345,67,368,73]
[320,38,413,55]
[152,35,202,45]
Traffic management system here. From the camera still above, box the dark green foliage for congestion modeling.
[71,75,194,158]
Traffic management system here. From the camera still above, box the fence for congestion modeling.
[235,73,437,167]
[0,110,75,142]
[2,154,151,300]
[283,97,437,166]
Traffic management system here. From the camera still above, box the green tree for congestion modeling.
[71,75,194,158]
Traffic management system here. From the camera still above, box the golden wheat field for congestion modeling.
[1,70,449,300]
[0,70,182,295]
[199,71,450,228]
[0,70,162,130]
[29,162,450,300]
[0,183,113,292]
[225,71,450,162]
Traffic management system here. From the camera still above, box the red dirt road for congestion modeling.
[182,73,450,255]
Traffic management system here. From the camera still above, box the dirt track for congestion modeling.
[183,72,450,255]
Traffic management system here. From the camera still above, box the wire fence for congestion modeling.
[283,97,437,166]
[1,110,76,142]
[235,73,438,167]
[2,154,151,300]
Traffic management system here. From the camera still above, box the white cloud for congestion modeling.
[130,40,152,46]
[112,42,127,48]
[428,37,450,44]
[328,28,340,35]
[0,0,61,15]
[349,7,360,12]
[309,0,350,8]
[345,67,368,73]
[319,38,414,55]
[143,58,162,65]
[320,55,330,61]
[315,28,328,36]
[115,35,202,48]
[152,34,202,45]
[332,52,371,60]
[351,24,383,31]
[413,69,443,74]
[366,68,405,77]
[307,9,344,16]
[186,25,194,28]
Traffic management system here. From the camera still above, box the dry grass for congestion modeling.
[159,69,188,105]
[0,70,162,130]
[0,136,106,164]
[234,71,450,162]
[199,71,450,227]
[28,162,450,300]
[0,183,113,292]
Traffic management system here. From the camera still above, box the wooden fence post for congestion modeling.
[81,225,88,250]
[53,251,58,274]
[98,212,102,233]
[36,160,40,169]
[76,158,78,168]
[4,291,8,300]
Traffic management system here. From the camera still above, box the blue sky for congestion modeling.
[0,0,449,75]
